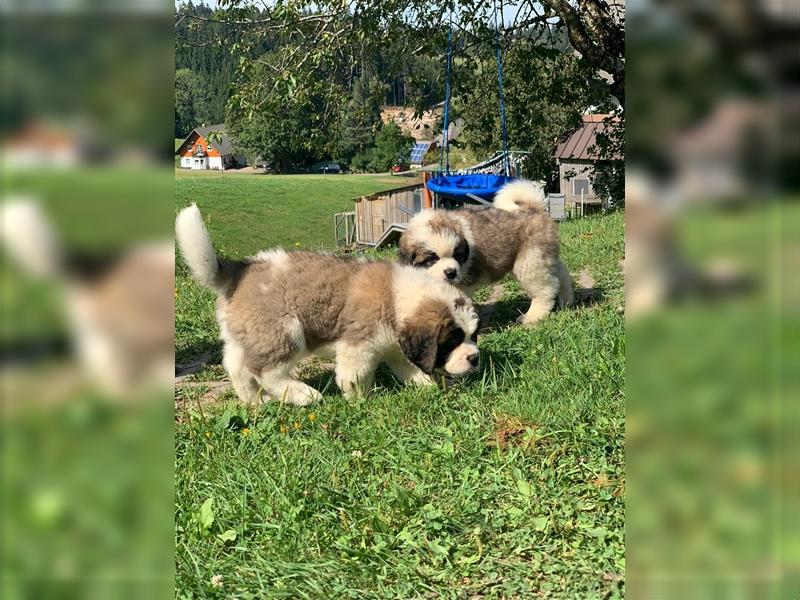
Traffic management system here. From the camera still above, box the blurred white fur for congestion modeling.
[1,197,174,397]
[1,198,64,279]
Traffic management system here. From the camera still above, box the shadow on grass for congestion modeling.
[1,334,72,367]
[478,285,606,331]
[175,342,223,376]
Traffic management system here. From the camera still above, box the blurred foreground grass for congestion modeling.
[626,200,799,597]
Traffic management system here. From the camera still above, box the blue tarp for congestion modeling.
[426,174,517,199]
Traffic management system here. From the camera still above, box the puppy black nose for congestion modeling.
[444,268,457,280]
[467,352,479,367]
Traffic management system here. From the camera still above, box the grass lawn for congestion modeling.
[175,172,625,598]
[176,171,412,252]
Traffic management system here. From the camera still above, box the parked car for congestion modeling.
[391,163,409,174]
[253,159,275,173]
[310,161,342,174]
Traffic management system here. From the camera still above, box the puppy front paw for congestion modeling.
[280,382,323,406]
[408,371,435,386]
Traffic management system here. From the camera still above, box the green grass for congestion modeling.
[175,172,412,253]
[175,172,625,598]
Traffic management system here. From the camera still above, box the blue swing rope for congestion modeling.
[440,22,453,174]
[437,3,510,177]
[493,0,510,175]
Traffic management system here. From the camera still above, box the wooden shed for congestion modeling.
[352,183,426,246]
[555,114,621,214]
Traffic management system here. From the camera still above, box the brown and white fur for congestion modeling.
[175,204,480,406]
[1,198,175,395]
[399,179,573,326]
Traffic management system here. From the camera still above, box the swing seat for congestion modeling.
[426,173,517,200]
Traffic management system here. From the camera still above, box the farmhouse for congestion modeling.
[176,124,244,170]
[5,122,82,170]
[555,114,621,211]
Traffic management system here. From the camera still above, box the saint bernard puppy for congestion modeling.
[398,179,573,326]
[175,204,480,406]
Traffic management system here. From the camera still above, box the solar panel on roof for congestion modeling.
[409,141,433,164]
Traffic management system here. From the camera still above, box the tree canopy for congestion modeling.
[176,0,624,196]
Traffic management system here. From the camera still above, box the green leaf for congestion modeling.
[531,516,548,531]
[215,408,233,433]
[196,497,215,533]
[434,441,455,457]
[217,529,237,542]
[505,506,524,519]
[515,479,533,498]
[586,526,607,539]
[428,540,449,558]
[396,528,417,547]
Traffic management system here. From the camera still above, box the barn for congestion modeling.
[175,124,244,170]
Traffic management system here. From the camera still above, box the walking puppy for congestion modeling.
[398,179,573,325]
[175,204,480,406]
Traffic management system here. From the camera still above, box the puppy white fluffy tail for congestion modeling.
[493,179,547,212]
[1,198,64,278]
[175,204,222,292]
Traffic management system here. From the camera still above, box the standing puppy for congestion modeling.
[175,204,480,406]
[399,179,573,326]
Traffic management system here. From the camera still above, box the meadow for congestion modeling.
[175,170,407,251]
[175,172,625,598]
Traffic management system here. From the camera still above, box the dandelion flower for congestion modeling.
[280,425,288,434]
[205,431,211,438]
[293,421,301,430]
[241,427,251,436]
[308,413,317,422]
[210,574,223,588]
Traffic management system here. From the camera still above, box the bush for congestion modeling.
[350,151,373,173]
[367,122,414,172]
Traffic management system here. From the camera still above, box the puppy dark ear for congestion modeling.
[398,244,415,265]
[398,324,437,374]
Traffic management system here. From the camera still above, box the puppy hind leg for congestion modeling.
[258,364,323,407]
[223,341,260,403]
[513,252,560,326]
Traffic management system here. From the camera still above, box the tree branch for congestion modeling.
[537,0,624,105]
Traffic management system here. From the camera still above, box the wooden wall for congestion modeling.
[354,183,425,245]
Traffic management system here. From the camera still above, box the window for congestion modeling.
[195,143,205,156]
[573,178,590,196]
[412,190,422,213]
